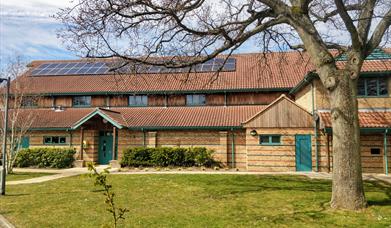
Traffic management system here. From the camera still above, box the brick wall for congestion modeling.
[116,129,242,166]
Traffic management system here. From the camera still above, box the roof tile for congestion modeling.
[319,111,391,128]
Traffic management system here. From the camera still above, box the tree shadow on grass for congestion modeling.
[3,193,30,197]
[197,175,333,196]
[365,178,391,207]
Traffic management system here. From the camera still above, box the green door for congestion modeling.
[295,135,312,171]
[98,131,113,164]
[21,136,30,149]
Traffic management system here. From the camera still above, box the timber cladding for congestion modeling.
[243,96,313,128]
[245,128,318,172]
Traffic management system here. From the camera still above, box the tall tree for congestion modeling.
[57,0,391,210]
[0,58,37,173]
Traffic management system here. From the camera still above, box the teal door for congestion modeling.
[98,131,113,164]
[21,136,30,149]
[295,135,312,171]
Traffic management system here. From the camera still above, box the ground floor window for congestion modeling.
[259,135,281,145]
[44,136,67,145]
[370,148,381,155]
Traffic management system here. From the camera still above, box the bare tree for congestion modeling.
[56,0,391,210]
[0,58,37,174]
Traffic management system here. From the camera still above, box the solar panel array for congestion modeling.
[30,62,109,76]
[30,58,236,76]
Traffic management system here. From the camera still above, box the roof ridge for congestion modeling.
[97,107,121,114]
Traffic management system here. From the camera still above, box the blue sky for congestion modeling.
[0,0,77,70]
[0,0,263,71]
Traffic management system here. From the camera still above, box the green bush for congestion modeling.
[121,147,218,167]
[121,147,153,167]
[14,148,76,168]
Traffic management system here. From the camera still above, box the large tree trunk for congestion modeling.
[327,71,367,210]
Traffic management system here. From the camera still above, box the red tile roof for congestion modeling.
[11,105,266,129]
[319,111,391,128]
[12,52,315,94]
[13,51,391,95]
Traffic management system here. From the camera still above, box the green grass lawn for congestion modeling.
[6,172,54,181]
[0,174,390,227]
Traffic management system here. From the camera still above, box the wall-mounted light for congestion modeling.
[82,140,88,149]
[250,130,258,136]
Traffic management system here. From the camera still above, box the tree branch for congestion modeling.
[366,8,391,53]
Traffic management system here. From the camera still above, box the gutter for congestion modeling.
[127,126,243,131]
[19,88,292,97]
[289,72,318,95]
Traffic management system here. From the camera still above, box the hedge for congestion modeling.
[121,147,218,167]
[14,148,76,168]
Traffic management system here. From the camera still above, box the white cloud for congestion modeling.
[0,0,76,69]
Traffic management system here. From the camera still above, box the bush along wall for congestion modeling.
[14,148,76,168]
[121,147,218,167]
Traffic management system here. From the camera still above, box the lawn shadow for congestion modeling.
[3,193,30,197]
[365,177,391,207]
[199,175,333,196]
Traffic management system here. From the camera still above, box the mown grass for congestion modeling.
[6,172,53,181]
[0,174,390,227]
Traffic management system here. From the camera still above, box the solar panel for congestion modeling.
[30,58,236,76]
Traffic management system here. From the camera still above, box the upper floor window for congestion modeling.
[73,96,91,107]
[186,94,206,106]
[21,97,38,107]
[357,77,388,97]
[129,95,148,106]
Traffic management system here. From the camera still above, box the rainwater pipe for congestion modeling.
[231,128,235,168]
[305,76,319,172]
[142,128,146,147]
[384,129,389,175]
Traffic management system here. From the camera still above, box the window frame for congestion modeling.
[357,77,388,97]
[43,136,67,145]
[128,95,148,106]
[72,96,92,107]
[259,135,281,145]
[21,96,38,107]
[370,148,381,156]
[186,94,206,106]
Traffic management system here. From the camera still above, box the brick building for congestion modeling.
[5,50,391,173]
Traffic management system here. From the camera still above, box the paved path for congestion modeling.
[6,167,391,185]
[0,214,14,228]
[7,166,118,185]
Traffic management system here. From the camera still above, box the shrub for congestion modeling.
[14,148,76,168]
[121,147,218,168]
[151,147,186,166]
[121,147,153,166]
[192,147,215,167]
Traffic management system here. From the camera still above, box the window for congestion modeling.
[44,136,67,145]
[259,135,281,145]
[357,77,388,96]
[186,94,206,106]
[73,96,91,107]
[21,97,38,107]
[129,95,148,106]
[370,148,381,155]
